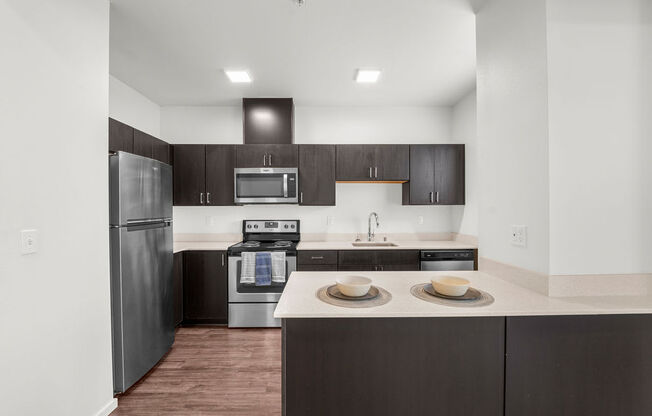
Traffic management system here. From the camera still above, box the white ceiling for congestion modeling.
[109,0,476,106]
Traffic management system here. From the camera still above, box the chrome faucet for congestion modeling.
[367,212,380,242]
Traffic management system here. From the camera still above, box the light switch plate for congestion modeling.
[417,216,424,225]
[511,225,527,247]
[326,216,335,225]
[21,229,38,254]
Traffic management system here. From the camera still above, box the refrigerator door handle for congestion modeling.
[126,217,172,225]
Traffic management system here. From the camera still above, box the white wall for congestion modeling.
[0,1,115,416]
[476,0,551,274]
[109,75,161,136]
[450,89,478,237]
[644,0,652,277]
[163,105,458,234]
[547,0,651,275]
[161,105,452,145]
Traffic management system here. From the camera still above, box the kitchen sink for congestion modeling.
[351,241,398,247]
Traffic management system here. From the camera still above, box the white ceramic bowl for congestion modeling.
[431,276,471,297]
[336,275,372,297]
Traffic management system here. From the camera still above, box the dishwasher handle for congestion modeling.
[420,250,475,261]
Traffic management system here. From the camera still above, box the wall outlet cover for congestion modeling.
[417,216,424,225]
[511,225,527,247]
[21,229,38,254]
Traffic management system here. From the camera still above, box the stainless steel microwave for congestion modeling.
[234,168,299,204]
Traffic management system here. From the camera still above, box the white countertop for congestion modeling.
[173,239,475,253]
[296,240,477,250]
[173,241,238,253]
[274,271,652,318]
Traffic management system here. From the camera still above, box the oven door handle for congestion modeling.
[283,174,288,197]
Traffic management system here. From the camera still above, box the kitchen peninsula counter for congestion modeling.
[278,271,652,416]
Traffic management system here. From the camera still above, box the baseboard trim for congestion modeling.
[94,398,118,416]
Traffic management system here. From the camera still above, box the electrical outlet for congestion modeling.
[21,229,38,254]
[417,216,424,225]
[511,225,527,247]
[327,216,335,226]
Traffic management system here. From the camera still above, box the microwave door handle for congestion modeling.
[283,174,288,197]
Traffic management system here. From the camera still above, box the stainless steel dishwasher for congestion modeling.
[420,250,475,271]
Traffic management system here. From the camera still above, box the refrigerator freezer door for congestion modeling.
[110,152,172,226]
[110,222,174,393]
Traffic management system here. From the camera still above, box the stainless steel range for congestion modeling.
[227,220,299,327]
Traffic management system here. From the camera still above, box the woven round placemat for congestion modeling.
[410,283,495,307]
[317,285,392,308]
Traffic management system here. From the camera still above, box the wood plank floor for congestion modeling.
[111,327,282,415]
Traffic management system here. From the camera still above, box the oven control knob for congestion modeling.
[253,224,258,229]
[284,224,289,229]
[247,224,252,229]
[291,224,295,229]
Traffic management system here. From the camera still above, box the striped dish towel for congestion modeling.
[240,252,256,284]
[255,252,272,286]
[271,252,286,283]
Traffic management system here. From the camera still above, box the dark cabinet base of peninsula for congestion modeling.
[282,314,652,416]
[283,317,505,416]
[505,314,652,416]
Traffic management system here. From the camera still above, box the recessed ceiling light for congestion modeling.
[224,70,252,83]
[355,69,381,83]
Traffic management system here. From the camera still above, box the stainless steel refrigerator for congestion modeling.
[109,151,174,393]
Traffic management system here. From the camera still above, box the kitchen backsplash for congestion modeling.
[173,183,458,235]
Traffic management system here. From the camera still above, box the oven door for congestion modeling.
[234,168,298,204]
[228,253,297,303]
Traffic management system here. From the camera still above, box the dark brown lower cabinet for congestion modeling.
[172,252,183,327]
[182,251,228,324]
[505,314,652,416]
[337,250,419,271]
[283,317,505,416]
[297,250,338,271]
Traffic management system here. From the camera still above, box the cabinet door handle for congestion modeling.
[436,191,439,203]
[369,167,373,178]
[200,192,204,204]
[374,166,378,179]
[221,253,225,266]
[429,191,434,204]
[268,154,272,166]
[311,256,324,260]
[300,192,304,204]
[263,154,267,166]
[206,192,211,204]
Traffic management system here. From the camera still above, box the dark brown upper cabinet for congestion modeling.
[243,98,294,144]
[402,144,465,205]
[236,144,298,168]
[108,118,133,153]
[299,145,336,206]
[173,145,236,206]
[336,145,409,182]
[374,145,410,181]
[133,129,170,164]
[173,145,206,206]
[206,145,236,206]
